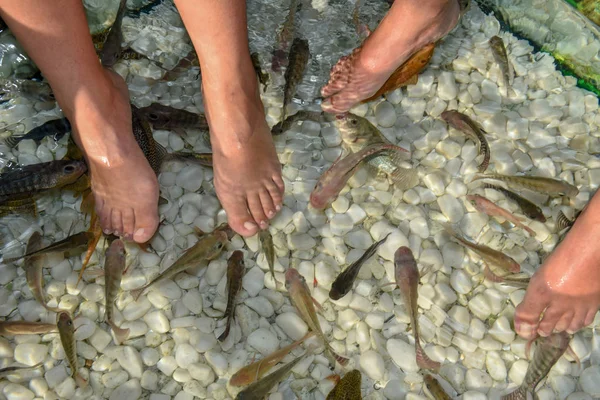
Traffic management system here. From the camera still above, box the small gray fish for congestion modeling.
[100,0,128,67]
[502,332,571,400]
[5,118,71,148]
[235,352,308,400]
[282,37,309,120]
[441,110,490,172]
[24,231,61,313]
[329,233,390,300]
[4,231,93,263]
[258,230,276,280]
[57,312,87,387]
[483,183,546,222]
[0,321,57,336]
[473,173,579,198]
[0,363,43,377]
[218,251,245,342]
[271,110,322,135]
[489,36,513,89]
[104,239,130,344]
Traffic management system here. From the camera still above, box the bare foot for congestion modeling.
[204,71,284,237]
[321,0,460,113]
[514,195,600,339]
[69,70,159,243]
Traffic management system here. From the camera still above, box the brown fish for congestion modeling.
[483,183,546,222]
[329,233,390,300]
[282,37,309,120]
[229,332,315,386]
[0,195,37,218]
[3,231,93,263]
[502,332,571,400]
[137,103,208,131]
[441,110,490,172]
[0,363,43,377]
[0,321,57,336]
[130,230,227,300]
[0,160,87,202]
[251,52,269,92]
[310,143,406,209]
[100,0,128,67]
[57,312,87,387]
[162,49,200,81]
[362,43,435,103]
[394,247,441,371]
[285,268,348,366]
[473,174,579,198]
[24,231,61,313]
[326,369,362,400]
[271,0,299,73]
[5,118,71,148]
[467,194,536,236]
[218,250,245,342]
[335,113,418,189]
[104,239,130,344]
[271,110,322,135]
[258,230,276,281]
[489,36,513,89]
[131,104,169,173]
[423,374,452,400]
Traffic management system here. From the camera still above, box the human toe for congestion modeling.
[321,95,353,114]
[267,180,283,209]
[515,299,547,339]
[553,311,574,333]
[258,188,277,219]
[567,308,588,334]
[247,193,269,229]
[585,309,598,327]
[132,209,159,243]
[111,209,124,237]
[220,196,259,237]
[122,208,135,240]
[536,306,564,337]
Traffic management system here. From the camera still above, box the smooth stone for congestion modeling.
[109,379,142,400]
[14,343,47,366]
[275,312,308,340]
[387,339,418,372]
[359,350,385,381]
[247,328,279,356]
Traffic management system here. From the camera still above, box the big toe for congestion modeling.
[220,195,259,237]
[132,205,159,243]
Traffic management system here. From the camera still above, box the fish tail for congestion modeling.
[390,167,419,190]
[4,135,22,148]
[130,287,145,301]
[484,265,505,283]
[501,386,527,400]
[523,224,536,237]
[109,321,130,345]
[556,210,573,232]
[217,320,231,342]
[415,340,441,372]
[326,344,349,366]
[75,372,88,388]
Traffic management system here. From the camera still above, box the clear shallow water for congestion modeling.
[0,1,600,399]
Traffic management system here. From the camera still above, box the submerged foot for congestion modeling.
[69,70,159,243]
[321,0,460,113]
[205,70,284,237]
[514,197,600,338]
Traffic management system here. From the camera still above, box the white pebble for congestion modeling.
[360,350,385,381]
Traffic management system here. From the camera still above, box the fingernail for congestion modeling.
[134,228,145,239]
[244,221,257,230]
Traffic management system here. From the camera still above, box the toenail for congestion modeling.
[103,229,112,235]
[134,228,145,238]
[244,221,257,230]
[275,205,281,211]
[114,231,120,236]
[268,211,274,218]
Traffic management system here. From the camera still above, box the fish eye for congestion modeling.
[350,119,358,125]
[49,93,55,100]
[63,165,76,173]
[148,113,159,121]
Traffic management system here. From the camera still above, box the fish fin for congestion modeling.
[110,321,130,345]
[312,297,324,313]
[77,224,102,285]
[130,287,145,301]
[501,386,527,400]
[405,74,418,86]
[523,224,536,237]
[379,282,397,289]
[327,344,349,366]
[75,372,88,388]
[471,173,485,182]
[415,341,441,372]
[389,167,419,190]
[4,135,23,148]
[484,265,505,283]
[194,227,206,237]
[566,345,581,370]
[155,141,169,168]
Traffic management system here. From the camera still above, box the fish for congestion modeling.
[394,247,441,371]
[271,110,322,135]
[0,78,54,103]
[329,233,390,300]
[282,37,310,120]
[0,195,37,218]
[0,321,57,336]
[218,250,245,342]
[119,48,146,61]
[5,118,71,148]
[162,49,200,81]
[131,104,169,174]
[423,374,452,400]
[100,0,128,67]
[271,0,299,73]
[499,273,531,288]
[285,268,349,366]
[137,103,209,131]
[362,43,435,103]
[326,369,362,400]
[169,152,213,167]
[24,231,61,313]
[335,113,419,189]
[130,230,228,300]
[0,160,87,202]
[489,36,513,89]
[3,231,93,263]
[556,210,574,232]
[310,143,407,209]
[258,230,276,281]
[443,224,520,274]
[467,194,536,236]
[482,183,546,222]
[251,52,269,92]
[104,239,130,344]
[229,332,315,386]
[441,110,490,172]
[473,174,579,198]
[57,312,87,387]
[0,363,43,377]
[501,332,571,400]
[235,352,309,400]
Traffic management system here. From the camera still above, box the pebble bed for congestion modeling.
[1,1,600,400]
